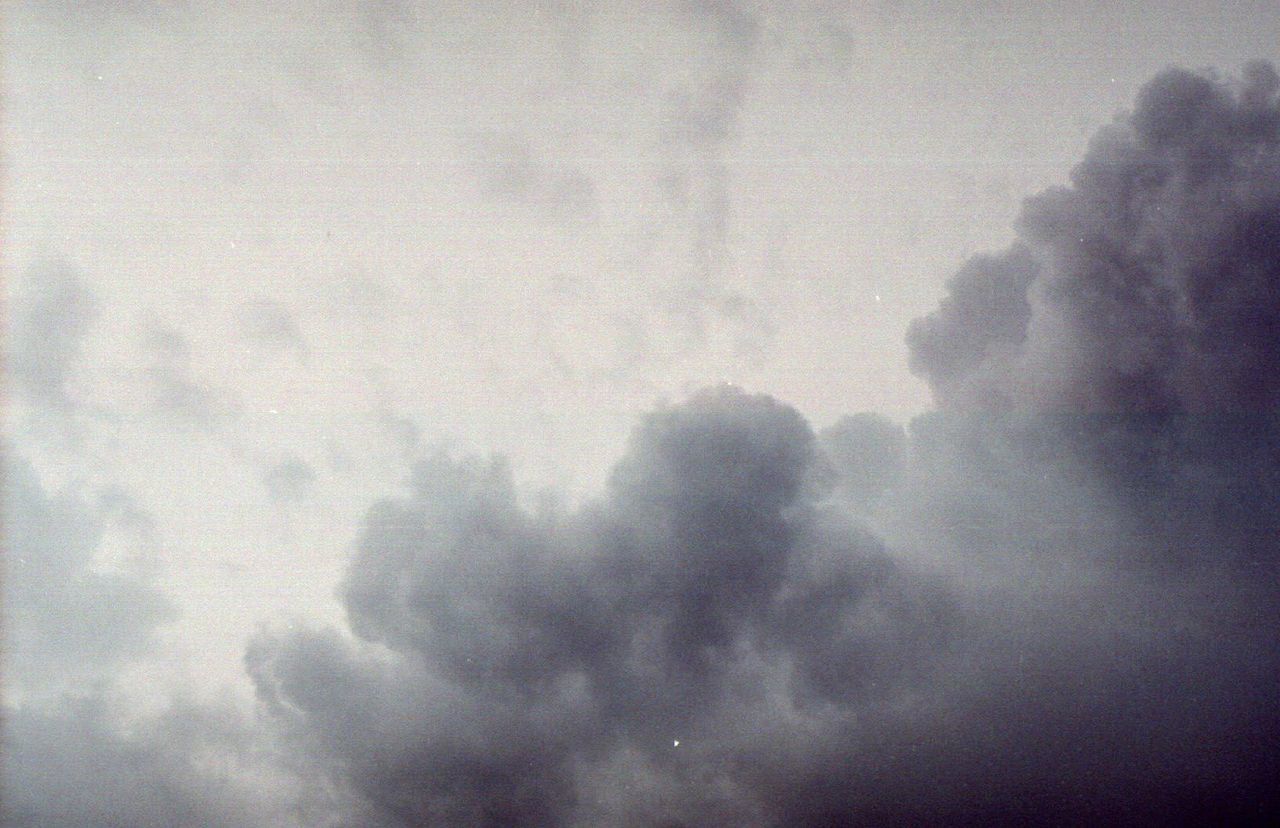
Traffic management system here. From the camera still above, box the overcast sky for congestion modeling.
[7,3,1280,826]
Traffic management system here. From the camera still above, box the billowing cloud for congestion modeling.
[903,60,1280,574]
[247,388,948,825]
[243,63,1280,825]
[9,1,1280,820]
[247,383,1280,824]
[909,62,1280,415]
[905,244,1039,411]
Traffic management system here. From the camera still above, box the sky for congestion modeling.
[5,2,1280,825]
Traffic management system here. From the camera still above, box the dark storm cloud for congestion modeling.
[11,24,1279,821]
[903,61,1280,572]
[249,386,1280,825]
[248,388,947,825]
[245,63,1280,825]
[816,412,906,513]
[908,62,1280,414]
[883,63,1280,821]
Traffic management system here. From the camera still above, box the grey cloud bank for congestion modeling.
[248,388,951,826]
[242,64,1280,826]
[910,62,1280,415]
[6,3,1280,826]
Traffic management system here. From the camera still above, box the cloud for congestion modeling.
[248,384,1280,824]
[140,323,240,426]
[884,63,1280,821]
[2,689,339,828]
[817,412,907,513]
[4,449,177,693]
[903,62,1280,576]
[465,131,599,225]
[248,388,947,825]
[237,298,308,365]
[624,1,771,357]
[908,62,1280,415]
[905,244,1039,410]
[243,64,1280,825]
[9,38,1280,825]
[2,446,338,827]
[262,452,317,504]
[8,256,97,407]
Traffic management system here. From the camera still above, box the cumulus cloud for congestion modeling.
[909,62,1280,415]
[904,60,1280,573]
[248,386,1280,824]
[905,244,1039,411]
[248,388,948,825]
[9,19,1280,822]
[243,63,1280,825]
